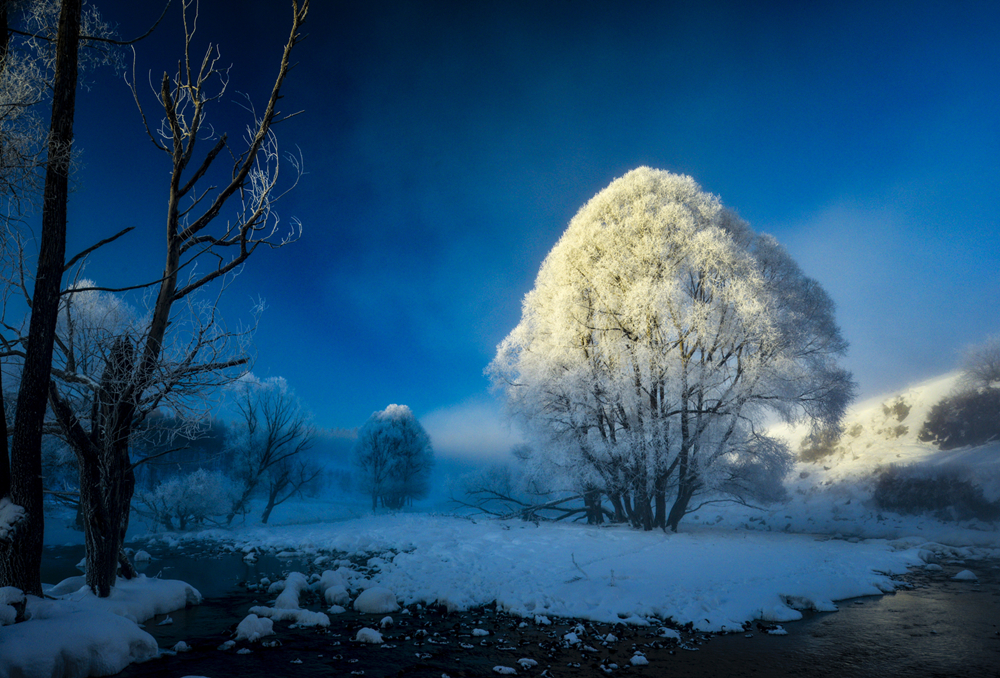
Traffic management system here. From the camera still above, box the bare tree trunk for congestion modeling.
[0,0,81,597]
[608,492,626,523]
[652,471,667,530]
[261,485,279,524]
[666,418,693,532]
[666,475,695,533]
[0,366,9,499]
[583,490,603,525]
[50,337,139,595]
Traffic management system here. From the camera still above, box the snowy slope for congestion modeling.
[737,371,1000,544]
[778,372,976,481]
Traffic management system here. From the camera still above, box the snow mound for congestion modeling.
[248,605,330,627]
[235,613,274,642]
[0,576,198,678]
[952,569,978,581]
[317,568,351,606]
[354,586,399,614]
[0,607,158,677]
[1,587,24,627]
[355,627,384,643]
[275,572,309,609]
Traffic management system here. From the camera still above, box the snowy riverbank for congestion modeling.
[147,514,930,632]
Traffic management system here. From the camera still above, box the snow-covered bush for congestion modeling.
[134,469,237,530]
[798,428,842,463]
[872,464,1000,522]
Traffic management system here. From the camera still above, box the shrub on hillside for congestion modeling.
[872,464,1000,523]
[918,388,1000,450]
[799,428,841,462]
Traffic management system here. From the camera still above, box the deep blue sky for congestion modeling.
[62,0,1000,456]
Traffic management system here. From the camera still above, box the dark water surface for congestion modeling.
[41,544,1000,678]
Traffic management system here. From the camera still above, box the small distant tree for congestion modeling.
[353,404,434,511]
[225,376,317,524]
[134,468,236,531]
[920,336,1000,450]
[959,335,1000,391]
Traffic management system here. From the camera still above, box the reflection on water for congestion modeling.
[42,543,314,599]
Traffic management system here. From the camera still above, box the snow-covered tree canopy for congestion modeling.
[353,404,434,511]
[489,167,855,531]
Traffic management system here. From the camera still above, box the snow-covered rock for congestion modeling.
[275,572,309,609]
[355,627,384,643]
[630,653,649,666]
[249,605,330,627]
[1,587,24,626]
[952,569,978,581]
[235,613,275,642]
[354,586,399,614]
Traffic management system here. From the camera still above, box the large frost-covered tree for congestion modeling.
[353,404,434,511]
[489,167,855,531]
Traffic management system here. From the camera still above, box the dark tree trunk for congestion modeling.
[622,491,635,526]
[0,0,81,597]
[51,337,139,596]
[583,490,603,525]
[634,465,653,531]
[609,493,626,523]
[0,367,9,499]
[666,478,695,532]
[666,444,695,532]
[653,474,667,530]
[261,481,283,524]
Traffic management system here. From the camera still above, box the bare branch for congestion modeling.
[64,227,135,271]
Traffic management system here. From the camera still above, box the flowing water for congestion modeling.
[40,543,1000,678]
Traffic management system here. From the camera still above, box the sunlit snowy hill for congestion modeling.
[717,371,1000,545]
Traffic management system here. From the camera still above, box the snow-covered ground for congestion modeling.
[151,513,935,632]
[0,575,200,678]
[4,371,999,678]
